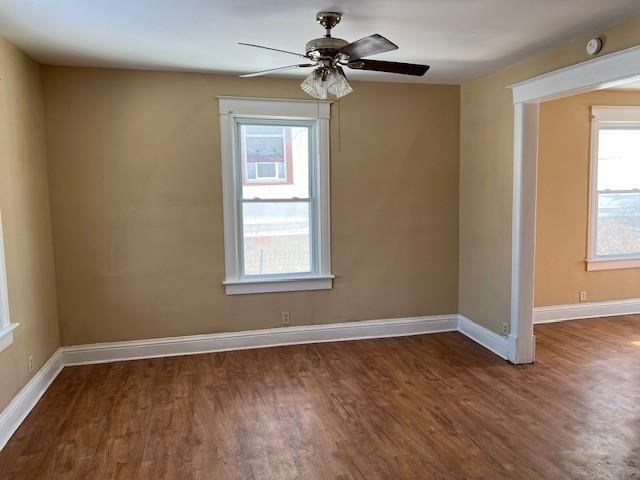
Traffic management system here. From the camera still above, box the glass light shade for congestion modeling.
[301,66,353,99]
[327,66,353,98]
[301,68,330,99]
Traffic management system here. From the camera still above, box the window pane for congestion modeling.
[246,125,283,135]
[246,162,256,180]
[240,124,310,199]
[257,163,276,178]
[597,128,640,191]
[247,136,284,161]
[242,202,311,275]
[597,192,640,256]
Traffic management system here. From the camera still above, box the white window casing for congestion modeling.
[587,106,640,271]
[218,97,333,295]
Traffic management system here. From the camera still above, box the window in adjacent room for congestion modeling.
[0,211,17,352]
[218,97,333,294]
[587,106,640,270]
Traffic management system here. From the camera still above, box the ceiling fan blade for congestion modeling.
[238,42,308,59]
[347,59,429,76]
[240,64,315,78]
[340,34,398,61]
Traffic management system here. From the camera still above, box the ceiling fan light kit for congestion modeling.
[301,66,353,100]
[239,12,429,99]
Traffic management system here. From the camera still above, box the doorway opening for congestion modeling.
[509,45,640,363]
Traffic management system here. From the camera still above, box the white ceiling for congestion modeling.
[1,0,640,84]
[614,80,640,90]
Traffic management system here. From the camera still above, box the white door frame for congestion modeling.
[508,44,640,364]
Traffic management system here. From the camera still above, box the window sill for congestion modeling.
[223,275,334,295]
[586,256,640,271]
[0,323,19,353]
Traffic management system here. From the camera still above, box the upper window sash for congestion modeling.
[218,97,333,295]
[236,118,314,198]
[587,106,640,271]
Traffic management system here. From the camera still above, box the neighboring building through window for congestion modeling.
[588,106,640,270]
[242,125,292,185]
[218,97,333,294]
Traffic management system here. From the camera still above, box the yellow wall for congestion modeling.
[3,10,637,375]
[0,38,60,410]
[459,16,640,334]
[536,89,640,307]
[42,66,460,345]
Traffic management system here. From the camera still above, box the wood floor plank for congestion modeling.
[1,316,640,479]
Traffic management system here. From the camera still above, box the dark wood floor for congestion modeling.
[1,317,639,479]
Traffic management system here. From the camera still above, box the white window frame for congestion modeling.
[218,97,333,295]
[587,106,640,271]
[0,211,18,352]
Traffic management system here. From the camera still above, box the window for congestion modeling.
[0,211,17,352]
[243,126,292,184]
[218,97,333,294]
[587,106,640,270]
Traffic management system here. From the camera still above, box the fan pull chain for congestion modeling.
[337,97,342,153]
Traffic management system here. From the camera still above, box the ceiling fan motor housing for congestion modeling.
[305,37,349,61]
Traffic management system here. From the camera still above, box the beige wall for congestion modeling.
[459,16,640,334]
[42,66,460,345]
[535,89,640,307]
[0,38,60,410]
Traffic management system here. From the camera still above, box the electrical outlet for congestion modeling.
[579,291,587,302]
[281,312,290,326]
[502,323,509,335]
[27,355,33,373]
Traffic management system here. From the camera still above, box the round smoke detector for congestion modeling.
[586,37,603,56]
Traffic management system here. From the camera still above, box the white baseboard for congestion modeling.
[457,315,510,360]
[63,314,459,366]
[2,312,511,453]
[534,297,640,324]
[0,348,64,451]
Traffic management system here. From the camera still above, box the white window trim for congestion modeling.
[0,211,18,352]
[587,106,640,271]
[218,96,333,295]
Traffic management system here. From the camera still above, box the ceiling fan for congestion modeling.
[238,12,429,99]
